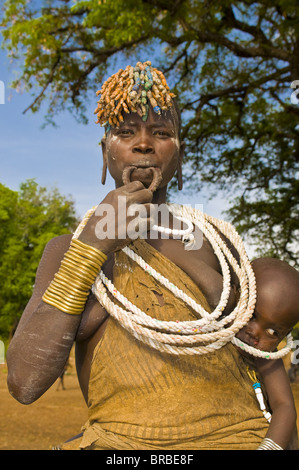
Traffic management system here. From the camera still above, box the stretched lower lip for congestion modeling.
[122,166,162,191]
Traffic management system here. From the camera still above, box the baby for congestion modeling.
[235,257,299,450]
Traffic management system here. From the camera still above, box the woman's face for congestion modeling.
[102,106,184,190]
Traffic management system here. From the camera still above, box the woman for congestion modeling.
[7,61,272,450]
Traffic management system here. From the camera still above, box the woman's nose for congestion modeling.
[132,132,154,154]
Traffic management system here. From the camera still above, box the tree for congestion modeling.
[1,0,299,265]
[0,180,78,342]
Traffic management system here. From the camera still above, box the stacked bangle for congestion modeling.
[257,438,283,450]
[42,239,107,315]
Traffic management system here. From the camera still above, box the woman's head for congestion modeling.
[94,61,178,131]
[96,61,184,192]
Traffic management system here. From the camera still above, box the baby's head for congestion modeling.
[236,258,299,352]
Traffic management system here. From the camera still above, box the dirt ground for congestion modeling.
[0,353,88,450]
[1,354,299,450]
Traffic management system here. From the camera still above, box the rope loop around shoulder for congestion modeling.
[74,204,293,359]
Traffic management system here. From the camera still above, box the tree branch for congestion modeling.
[141,0,186,15]
[178,17,291,62]
[22,55,61,114]
[162,45,190,74]
[183,65,291,109]
[69,35,151,102]
[222,5,270,44]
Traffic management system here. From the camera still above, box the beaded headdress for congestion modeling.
[94,61,176,131]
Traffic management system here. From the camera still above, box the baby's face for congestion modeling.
[236,282,295,352]
[236,310,289,352]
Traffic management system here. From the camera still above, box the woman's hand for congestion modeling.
[78,181,154,254]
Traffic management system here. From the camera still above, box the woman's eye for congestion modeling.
[154,130,170,137]
[119,129,133,135]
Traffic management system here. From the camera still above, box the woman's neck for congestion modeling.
[151,185,167,205]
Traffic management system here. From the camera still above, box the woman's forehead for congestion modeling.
[114,106,179,130]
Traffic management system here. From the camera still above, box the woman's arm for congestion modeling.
[7,234,107,404]
[7,184,154,405]
[6,235,84,404]
[256,357,297,449]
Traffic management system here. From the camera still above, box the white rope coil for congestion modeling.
[231,334,294,360]
[74,204,293,359]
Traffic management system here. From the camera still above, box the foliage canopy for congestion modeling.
[0,180,78,341]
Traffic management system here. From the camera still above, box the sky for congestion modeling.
[0,48,110,218]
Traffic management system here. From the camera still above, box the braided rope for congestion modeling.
[73,204,293,358]
[92,277,230,355]
[232,334,294,360]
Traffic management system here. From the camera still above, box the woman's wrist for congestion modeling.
[42,239,107,315]
[77,234,112,256]
[257,438,283,450]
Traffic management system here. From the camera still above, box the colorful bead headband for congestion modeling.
[94,61,176,131]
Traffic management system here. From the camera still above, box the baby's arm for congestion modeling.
[256,357,298,449]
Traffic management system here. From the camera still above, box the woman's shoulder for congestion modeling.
[44,233,73,253]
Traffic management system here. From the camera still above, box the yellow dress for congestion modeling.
[61,239,268,450]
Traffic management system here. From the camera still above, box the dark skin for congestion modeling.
[236,258,299,449]
[5,109,244,409]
